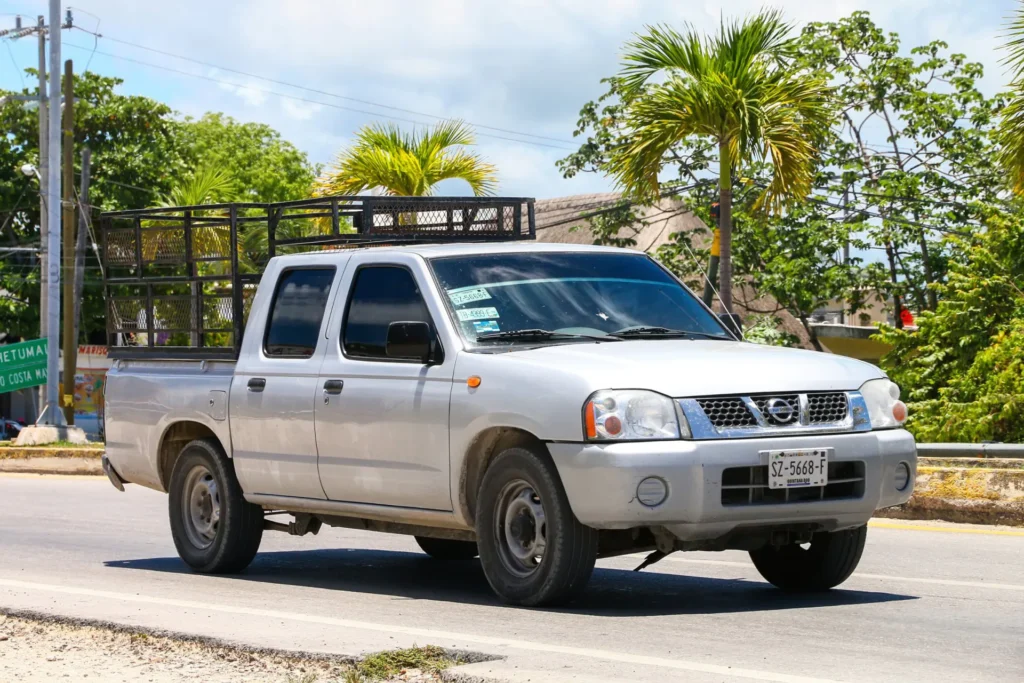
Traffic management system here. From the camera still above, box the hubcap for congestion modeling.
[182,465,221,550]
[495,479,547,577]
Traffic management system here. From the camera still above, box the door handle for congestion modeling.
[247,377,266,392]
[322,379,343,405]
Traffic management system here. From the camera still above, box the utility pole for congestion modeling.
[61,58,75,425]
[73,148,90,344]
[42,0,62,426]
[37,15,49,415]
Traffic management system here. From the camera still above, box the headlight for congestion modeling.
[860,378,908,429]
[584,390,689,441]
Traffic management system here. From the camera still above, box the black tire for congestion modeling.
[476,446,598,607]
[414,536,479,560]
[749,525,867,592]
[168,438,264,573]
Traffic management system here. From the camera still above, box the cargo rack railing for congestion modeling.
[100,195,536,360]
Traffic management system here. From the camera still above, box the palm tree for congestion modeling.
[997,2,1024,193]
[316,119,497,196]
[608,11,829,314]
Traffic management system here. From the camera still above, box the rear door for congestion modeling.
[314,252,456,510]
[230,258,347,498]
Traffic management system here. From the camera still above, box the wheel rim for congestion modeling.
[181,464,221,550]
[494,479,547,578]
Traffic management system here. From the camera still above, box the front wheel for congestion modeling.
[749,525,867,592]
[476,446,597,607]
[168,439,264,573]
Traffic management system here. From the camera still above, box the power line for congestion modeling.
[67,28,578,150]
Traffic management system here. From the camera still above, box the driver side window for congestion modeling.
[342,266,433,360]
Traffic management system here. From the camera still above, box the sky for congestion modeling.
[0,0,1019,200]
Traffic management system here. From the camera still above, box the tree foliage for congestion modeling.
[605,11,830,313]
[316,120,497,197]
[0,71,317,343]
[796,12,1003,322]
[876,211,1024,442]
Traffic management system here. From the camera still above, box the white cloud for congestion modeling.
[281,99,321,121]
[213,75,268,107]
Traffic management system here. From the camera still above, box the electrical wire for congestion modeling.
[4,38,24,89]
[67,28,578,150]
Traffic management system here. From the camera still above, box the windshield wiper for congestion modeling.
[475,328,617,343]
[609,325,732,340]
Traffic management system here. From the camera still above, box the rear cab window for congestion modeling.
[263,268,336,358]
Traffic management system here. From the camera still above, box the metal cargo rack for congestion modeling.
[100,195,537,360]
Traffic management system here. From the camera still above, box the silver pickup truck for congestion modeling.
[100,196,916,606]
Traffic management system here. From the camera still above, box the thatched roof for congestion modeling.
[532,192,815,349]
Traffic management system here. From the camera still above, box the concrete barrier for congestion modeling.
[875,460,1024,527]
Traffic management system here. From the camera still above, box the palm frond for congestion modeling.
[431,150,498,196]
[620,23,709,95]
[316,119,497,197]
[1002,1,1024,81]
[161,165,236,207]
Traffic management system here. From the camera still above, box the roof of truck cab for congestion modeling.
[271,241,632,264]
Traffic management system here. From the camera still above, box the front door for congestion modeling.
[315,255,455,511]
[230,263,342,499]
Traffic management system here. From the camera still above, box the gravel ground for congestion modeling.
[0,612,450,682]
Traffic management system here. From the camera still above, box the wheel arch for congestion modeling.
[157,420,226,491]
[458,426,549,527]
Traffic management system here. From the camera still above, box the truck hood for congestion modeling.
[499,340,883,397]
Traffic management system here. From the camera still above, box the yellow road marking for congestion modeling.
[869,520,1024,537]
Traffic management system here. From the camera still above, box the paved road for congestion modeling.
[1,474,1021,682]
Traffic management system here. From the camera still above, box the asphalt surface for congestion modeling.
[0,474,1021,682]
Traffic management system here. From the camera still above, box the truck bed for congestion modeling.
[104,359,236,492]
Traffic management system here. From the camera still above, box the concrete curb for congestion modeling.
[0,455,103,475]
[1,452,1021,526]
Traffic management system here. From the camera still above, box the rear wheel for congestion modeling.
[749,525,867,592]
[476,446,597,606]
[168,439,263,573]
[414,536,478,560]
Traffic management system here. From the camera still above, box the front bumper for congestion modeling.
[547,429,916,542]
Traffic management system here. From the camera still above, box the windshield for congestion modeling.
[428,251,732,347]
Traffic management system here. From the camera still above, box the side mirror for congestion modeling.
[386,321,433,363]
[718,313,744,338]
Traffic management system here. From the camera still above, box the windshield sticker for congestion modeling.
[449,287,492,305]
[472,320,500,334]
[458,307,500,322]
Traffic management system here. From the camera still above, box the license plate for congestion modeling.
[766,448,830,489]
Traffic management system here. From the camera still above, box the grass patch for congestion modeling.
[0,440,103,451]
[352,645,460,681]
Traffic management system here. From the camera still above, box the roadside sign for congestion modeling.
[0,338,48,394]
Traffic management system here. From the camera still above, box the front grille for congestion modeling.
[720,461,865,506]
[696,397,757,428]
[807,392,849,424]
[753,394,800,426]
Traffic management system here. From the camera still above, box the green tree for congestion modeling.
[797,12,1003,324]
[607,11,830,313]
[317,120,497,196]
[1,71,183,343]
[176,113,316,203]
[0,71,318,344]
[875,210,1024,442]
